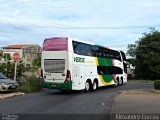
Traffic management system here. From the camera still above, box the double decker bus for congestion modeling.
[41,37,127,92]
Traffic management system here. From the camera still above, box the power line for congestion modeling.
[1,22,160,29]
[35,25,160,29]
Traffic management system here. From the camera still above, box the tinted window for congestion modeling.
[109,50,121,60]
[73,41,92,56]
[94,46,103,57]
[0,73,7,79]
[120,51,126,61]
[72,41,121,61]
[73,41,81,54]
[97,66,123,75]
[94,46,121,61]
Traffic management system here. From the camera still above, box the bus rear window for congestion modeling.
[44,59,65,73]
[43,38,68,51]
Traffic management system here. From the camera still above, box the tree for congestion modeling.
[127,44,137,58]
[0,54,5,59]
[127,28,160,80]
[0,54,3,57]
[16,60,27,80]
[32,54,41,71]
[0,61,27,81]
[126,58,136,66]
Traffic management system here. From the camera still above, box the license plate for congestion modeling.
[11,86,16,88]
[51,84,57,87]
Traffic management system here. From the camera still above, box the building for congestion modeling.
[2,44,41,64]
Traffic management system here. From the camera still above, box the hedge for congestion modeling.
[154,80,160,90]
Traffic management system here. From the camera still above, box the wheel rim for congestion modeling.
[85,82,90,91]
[93,82,97,90]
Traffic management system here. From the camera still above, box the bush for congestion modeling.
[17,76,43,93]
[154,80,160,90]
[0,61,27,81]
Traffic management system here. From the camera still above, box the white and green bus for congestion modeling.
[41,37,127,92]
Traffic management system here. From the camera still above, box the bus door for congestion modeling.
[72,65,84,90]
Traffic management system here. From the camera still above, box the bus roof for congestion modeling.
[43,37,121,52]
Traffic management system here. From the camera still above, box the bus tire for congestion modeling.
[84,80,91,93]
[91,81,98,91]
[114,78,119,87]
[119,77,123,85]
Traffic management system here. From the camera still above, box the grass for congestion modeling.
[17,76,43,93]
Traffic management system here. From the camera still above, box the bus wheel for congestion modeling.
[91,81,97,91]
[119,79,122,86]
[84,81,91,92]
[120,77,123,85]
[114,78,119,87]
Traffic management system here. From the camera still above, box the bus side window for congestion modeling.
[115,52,121,61]
[85,44,92,56]
[91,48,96,57]
[102,52,106,57]
[80,44,87,56]
[104,49,109,58]
[97,66,123,75]
[75,50,80,54]
[73,41,80,55]
[73,41,87,56]
[73,41,77,50]
[80,49,86,55]
[98,53,101,57]
[91,46,98,57]
[120,51,126,61]
[117,53,122,61]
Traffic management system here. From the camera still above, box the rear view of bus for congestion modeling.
[41,37,72,90]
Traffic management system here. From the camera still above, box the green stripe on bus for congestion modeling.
[97,57,112,66]
[97,57,114,83]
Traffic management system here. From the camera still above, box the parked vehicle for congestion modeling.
[0,73,19,91]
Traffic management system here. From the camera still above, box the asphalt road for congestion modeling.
[0,83,154,120]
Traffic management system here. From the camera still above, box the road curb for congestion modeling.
[0,92,25,100]
[119,89,160,94]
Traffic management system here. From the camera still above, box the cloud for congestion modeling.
[0,0,160,52]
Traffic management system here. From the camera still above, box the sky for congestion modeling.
[0,0,160,53]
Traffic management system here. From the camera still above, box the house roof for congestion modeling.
[3,44,34,49]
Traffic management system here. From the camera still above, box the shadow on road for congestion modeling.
[48,90,84,95]
[42,82,153,96]
[46,85,119,96]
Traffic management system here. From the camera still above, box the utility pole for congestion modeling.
[13,52,20,81]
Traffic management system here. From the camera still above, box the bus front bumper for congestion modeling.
[42,81,72,90]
